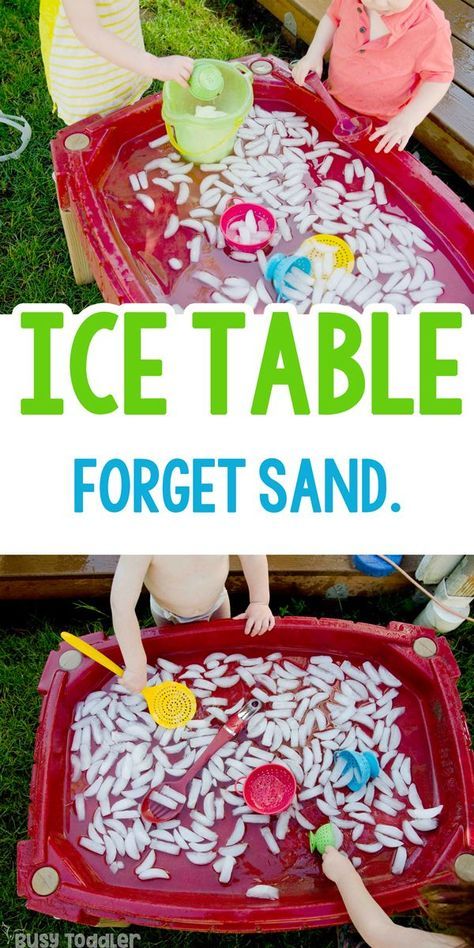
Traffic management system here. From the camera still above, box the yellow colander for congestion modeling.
[60,632,196,728]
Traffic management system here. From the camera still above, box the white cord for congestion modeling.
[0,112,32,162]
[377,555,474,626]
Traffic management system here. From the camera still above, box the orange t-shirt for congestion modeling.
[326,0,454,120]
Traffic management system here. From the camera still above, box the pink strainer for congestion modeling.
[234,763,297,814]
[220,202,276,252]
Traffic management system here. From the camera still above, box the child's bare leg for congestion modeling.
[211,590,231,620]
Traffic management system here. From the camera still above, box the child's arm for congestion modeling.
[292,15,337,85]
[62,0,193,87]
[369,80,451,153]
[234,555,275,636]
[110,555,152,693]
[322,848,462,948]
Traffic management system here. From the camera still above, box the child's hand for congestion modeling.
[292,55,323,86]
[234,603,275,636]
[121,663,147,694]
[322,847,354,884]
[151,55,194,88]
[369,113,415,153]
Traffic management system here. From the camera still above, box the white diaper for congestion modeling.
[150,588,227,625]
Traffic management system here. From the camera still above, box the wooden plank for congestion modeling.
[416,113,474,184]
[257,0,323,44]
[436,0,474,46]
[0,555,421,600]
[428,81,474,150]
[286,0,328,20]
[451,37,474,95]
[0,555,118,601]
[0,555,117,579]
[231,555,422,596]
[0,575,115,600]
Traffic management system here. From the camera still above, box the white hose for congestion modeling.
[378,555,474,626]
[0,111,32,162]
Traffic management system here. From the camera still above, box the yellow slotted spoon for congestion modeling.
[60,632,196,729]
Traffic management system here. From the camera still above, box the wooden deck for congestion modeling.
[257,0,474,184]
[0,555,421,600]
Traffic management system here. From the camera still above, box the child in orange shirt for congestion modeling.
[292,0,454,153]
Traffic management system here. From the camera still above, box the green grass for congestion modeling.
[1,0,471,312]
[0,592,472,946]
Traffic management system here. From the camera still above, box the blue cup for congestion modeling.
[266,253,312,301]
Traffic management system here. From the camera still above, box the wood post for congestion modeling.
[58,204,95,286]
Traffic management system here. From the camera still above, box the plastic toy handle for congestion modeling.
[181,721,238,783]
[303,72,344,122]
[270,60,343,122]
[232,775,246,794]
[60,632,124,678]
[225,711,250,735]
[232,62,254,83]
[165,123,179,152]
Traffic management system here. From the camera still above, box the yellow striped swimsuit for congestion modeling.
[39,0,152,125]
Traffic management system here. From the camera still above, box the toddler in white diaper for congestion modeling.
[110,555,275,693]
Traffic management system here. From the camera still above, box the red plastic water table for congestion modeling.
[17,617,473,931]
[50,56,474,307]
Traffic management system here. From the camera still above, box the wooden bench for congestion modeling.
[257,0,474,184]
[0,555,421,600]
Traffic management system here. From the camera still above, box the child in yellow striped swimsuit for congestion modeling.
[40,0,194,125]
